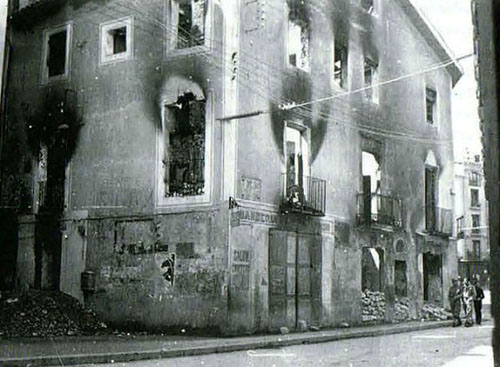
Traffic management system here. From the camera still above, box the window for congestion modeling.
[425,166,437,231]
[287,4,310,71]
[164,93,206,197]
[334,41,348,88]
[364,58,378,103]
[100,17,133,64]
[472,214,480,234]
[474,154,481,163]
[473,240,481,260]
[285,124,309,194]
[361,0,374,13]
[394,260,407,297]
[469,171,480,186]
[425,87,437,124]
[168,0,208,51]
[470,188,480,207]
[41,23,72,83]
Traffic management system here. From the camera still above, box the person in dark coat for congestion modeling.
[473,278,485,325]
[448,278,462,326]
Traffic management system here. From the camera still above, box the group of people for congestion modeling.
[448,276,485,327]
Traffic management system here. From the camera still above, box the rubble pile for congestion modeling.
[394,297,411,322]
[419,303,453,321]
[0,290,107,338]
[361,290,386,322]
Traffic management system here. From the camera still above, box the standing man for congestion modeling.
[463,278,477,327]
[448,278,462,327]
[473,277,485,325]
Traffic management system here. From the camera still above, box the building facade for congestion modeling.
[454,151,490,285]
[0,0,461,334]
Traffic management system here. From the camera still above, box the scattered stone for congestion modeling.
[310,326,320,332]
[280,327,290,335]
[0,290,107,338]
[339,322,350,328]
[419,303,452,321]
[361,290,386,323]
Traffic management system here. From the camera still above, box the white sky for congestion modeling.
[411,0,481,161]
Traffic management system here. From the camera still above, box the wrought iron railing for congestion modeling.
[425,206,453,236]
[280,174,326,216]
[356,193,402,227]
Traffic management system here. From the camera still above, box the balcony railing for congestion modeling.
[425,206,453,236]
[280,174,326,216]
[356,193,402,227]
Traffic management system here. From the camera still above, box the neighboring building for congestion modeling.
[471,0,500,363]
[0,0,461,334]
[454,151,490,285]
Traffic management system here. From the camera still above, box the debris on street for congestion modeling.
[419,303,453,321]
[0,290,107,338]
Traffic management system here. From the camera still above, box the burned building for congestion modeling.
[0,0,461,334]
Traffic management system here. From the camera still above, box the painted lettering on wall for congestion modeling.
[234,208,278,225]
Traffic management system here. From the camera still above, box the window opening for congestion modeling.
[423,253,442,304]
[470,188,479,207]
[175,0,206,49]
[469,172,480,186]
[107,26,127,55]
[426,87,437,124]
[394,260,407,297]
[287,5,310,71]
[165,92,206,197]
[334,41,347,88]
[472,214,480,234]
[425,166,437,231]
[284,125,309,205]
[361,151,381,222]
[364,58,378,102]
[47,30,67,77]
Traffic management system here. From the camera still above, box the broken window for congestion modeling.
[361,0,374,13]
[361,151,381,223]
[472,214,480,234]
[47,30,67,77]
[173,0,206,49]
[364,58,378,103]
[394,260,407,297]
[425,87,437,124]
[100,18,133,64]
[287,4,310,72]
[470,188,479,207]
[334,41,347,88]
[362,247,384,292]
[165,92,206,197]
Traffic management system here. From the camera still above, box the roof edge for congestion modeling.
[396,0,464,87]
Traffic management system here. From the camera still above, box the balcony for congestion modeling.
[356,193,402,227]
[280,174,326,216]
[425,206,453,236]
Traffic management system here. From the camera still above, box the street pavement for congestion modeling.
[73,322,493,367]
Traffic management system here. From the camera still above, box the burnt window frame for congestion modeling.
[165,0,213,57]
[286,3,311,72]
[364,57,379,103]
[333,39,348,89]
[41,22,72,84]
[156,88,213,207]
[99,17,134,65]
[425,86,437,125]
